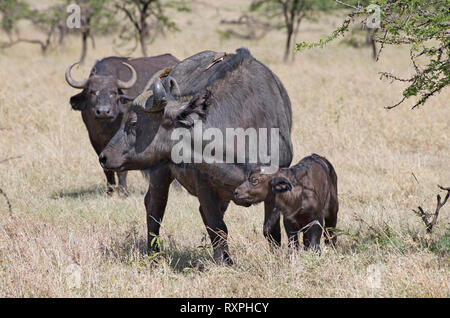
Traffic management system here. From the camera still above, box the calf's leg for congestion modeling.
[302,218,323,253]
[324,192,338,246]
[263,199,281,247]
[324,210,338,246]
[284,217,299,250]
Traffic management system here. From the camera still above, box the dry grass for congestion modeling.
[0,0,449,297]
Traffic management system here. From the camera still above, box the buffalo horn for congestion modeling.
[117,62,137,89]
[65,62,88,89]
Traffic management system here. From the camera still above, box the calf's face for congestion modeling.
[234,169,293,205]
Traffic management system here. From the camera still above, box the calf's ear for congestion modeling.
[69,92,87,111]
[270,177,292,193]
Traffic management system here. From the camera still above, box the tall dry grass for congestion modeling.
[0,0,448,297]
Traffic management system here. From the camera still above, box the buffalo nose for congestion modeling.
[99,153,107,167]
[96,109,110,115]
[95,106,111,117]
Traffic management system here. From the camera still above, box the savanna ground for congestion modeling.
[0,0,449,297]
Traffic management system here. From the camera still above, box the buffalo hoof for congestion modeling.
[214,250,234,266]
[304,245,321,255]
[106,185,129,197]
[224,256,234,266]
[106,185,114,196]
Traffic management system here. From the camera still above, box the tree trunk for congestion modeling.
[370,38,377,60]
[366,28,378,60]
[90,35,96,49]
[139,29,148,57]
[284,27,293,62]
[80,30,89,64]
[57,25,65,45]
[139,9,149,57]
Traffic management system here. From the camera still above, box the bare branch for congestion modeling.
[411,172,419,184]
[0,187,13,216]
[413,185,450,234]
[0,155,23,164]
[335,0,361,10]
[220,13,272,40]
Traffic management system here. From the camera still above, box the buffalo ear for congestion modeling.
[270,177,292,193]
[162,90,211,129]
[163,76,180,97]
[69,92,87,111]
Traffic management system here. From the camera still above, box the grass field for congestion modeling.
[0,0,448,297]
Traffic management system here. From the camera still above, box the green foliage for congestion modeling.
[297,16,353,50]
[0,0,30,34]
[75,0,117,34]
[28,4,65,31]
[249,0,339,61]
[115,0,186,56]
[0,1,68,52]
[149,232,165,251]
[165,0,191,13]
[296,0,450,109]
[250,0,336,27]
[335,221,409,253]
[427,228,450,256]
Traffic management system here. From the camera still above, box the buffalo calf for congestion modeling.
[234,154,338,252]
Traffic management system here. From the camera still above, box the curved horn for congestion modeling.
[117,62,137,89]
[143,69,165,93]
[132,68,168,108]
[145,77,168,112]
[65,62,88,89]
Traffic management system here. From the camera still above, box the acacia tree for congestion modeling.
[330,0,379,59]
[115,0,186,56]
[0,0,29,39]
[219,13,273,41]
[71,0,116,63]
[250,0,335,62]
[297,0,449,109]
[0,0,66,53]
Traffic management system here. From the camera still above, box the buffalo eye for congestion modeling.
[250,177,259,186]
[126,118,137,134]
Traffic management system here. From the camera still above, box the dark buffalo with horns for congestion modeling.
[99,48,293,264]
[66,54,179,194]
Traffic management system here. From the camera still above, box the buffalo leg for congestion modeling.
[303,218,323,253]
[263,199,281,247]
[284,218,299,250]
[117,171,129,196]
[324,210,338,246]
[104,170,115,195]
[145,166,172,253]
[197,184,232,265]
[324,197,338,246]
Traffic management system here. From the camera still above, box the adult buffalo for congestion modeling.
[99,49,293,264]
[66,54,179,194]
